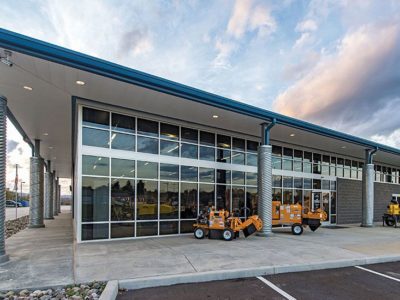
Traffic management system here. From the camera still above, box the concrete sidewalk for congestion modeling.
[75,224,400,288]
[0,210,74,291]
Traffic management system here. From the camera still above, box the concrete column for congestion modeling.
[44,161,54,219]
[257,145,273,236]
[58,181,61,213]
[362,164,375,227]
[29,139,45,228]
[53,172,58,216]
[0,95,9,264]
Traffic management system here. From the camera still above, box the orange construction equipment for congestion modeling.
[272,201,327,235]
[193,207,263,241]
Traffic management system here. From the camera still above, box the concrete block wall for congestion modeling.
[337,178,400,224]
[337,178,362,224]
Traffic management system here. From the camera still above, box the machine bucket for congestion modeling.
[242,223,257,237]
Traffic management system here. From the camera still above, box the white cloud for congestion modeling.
[296,19,317,32]
[293,32,314,49]
[371,128,400,148]
[227,0,276,39]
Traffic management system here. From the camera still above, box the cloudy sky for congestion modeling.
[1,0,400,193]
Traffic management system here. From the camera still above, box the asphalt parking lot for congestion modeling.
[117,262,400,300]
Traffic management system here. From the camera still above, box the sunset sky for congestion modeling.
[1,0,400,193]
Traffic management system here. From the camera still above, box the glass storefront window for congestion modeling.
[199,184,215,213]
[272,156,282,169]
[82,127,109,148]
[247,141,259,152]
[232,138,245,151]
[82,155,109,176]
[216,149,231,163]
[303,191,311,213]
[272,175,282,187]
[217,169,231,184]
[136,180,158,220]
[111,223,135,239]
[136,222,158,236]
[82,177,109,222]
[137,119,158,137]
[137,136,158,154]
[246,153,257,166]
[200,131,215,146]
[283,159,293,171]
[160,221,179,235]
[83,107,109,129]
[232,171,245,185]
[111,158,135,178]
[217,185,231,211]
[303,162,312,173]
[160,163,179,181]
[246,172,257,186]
[272,145,282,157]
[313,164,321,174]
[180,183,198,218]
[181,143,198,159]
[160,123,179,140]
[181,166,198,182]
[181,127,198,143]
[303,178,312,189]
[159,181,179,219]
[304,151,312,163]
[313,153,321,164]
[294,189,302,204]
[294,150,302,160]
[322,180,330,190]
[200,146,215,161]
[232,151,245,165]
[232,186,245,217]
[313,179,321,190]
[294,161,302,172]
[247,187,258,215]
[160,140,179,157]
[272,188,282,202]
[111,132,135,151]
[82,224,109,241]
[112,113,135,133]
[294,177,303,188]
[111,179,135,221]
[217,134,231,148]
[283,190,293,204]
[199,168,215,183]
[137,161,158,179]
[283,148,293,158]
[283,176,293,188]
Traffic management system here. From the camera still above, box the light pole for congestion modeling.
[20,180,25,205]
[14,164,18,219]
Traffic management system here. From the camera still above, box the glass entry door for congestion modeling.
[312,192,321,210]
[312,191,330,224]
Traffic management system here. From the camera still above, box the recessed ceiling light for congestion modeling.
[48,146,53,149]
[53,157,56,160]
[23,86,33,91]
[43,133,49,136]
[76,80,85,85]
[290,133,295,137]
[341,146,346,149]
[212,115,219,119]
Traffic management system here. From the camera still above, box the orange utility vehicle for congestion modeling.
[193,208,263,241]
[272,201,327,235]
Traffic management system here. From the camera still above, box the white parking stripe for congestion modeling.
[355,266,400,282]
[257,276,297,300]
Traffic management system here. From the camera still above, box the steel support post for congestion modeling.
[58,182,61,213]
[53,172,58,216]
[0,95,9,264]
[29,139,45,228]
[44,161,54,219]
[257,121,275,237]
[361,149,377,227]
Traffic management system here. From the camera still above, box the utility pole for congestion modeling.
[20,180,25,204]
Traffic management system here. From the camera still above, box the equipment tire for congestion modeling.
[194,227,205,239]
[222,229,234,241]
[385,216,395,227]
[291,224,303,235]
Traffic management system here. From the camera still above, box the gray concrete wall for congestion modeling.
[337,178,362,224]
[337,178,400,224]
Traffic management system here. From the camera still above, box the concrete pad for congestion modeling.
[75,223,400,289]
[0,211,74,291]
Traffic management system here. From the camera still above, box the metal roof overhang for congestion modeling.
[0,28,399,178]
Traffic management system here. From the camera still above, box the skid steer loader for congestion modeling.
[193,207,263,241]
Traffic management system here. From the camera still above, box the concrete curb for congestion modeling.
[99,280,118,300]
[118,255,400,290]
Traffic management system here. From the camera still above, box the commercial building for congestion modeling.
[0,28,399,255]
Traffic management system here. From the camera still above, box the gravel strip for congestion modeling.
[0,281,107,300]
[5,215,29,238]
